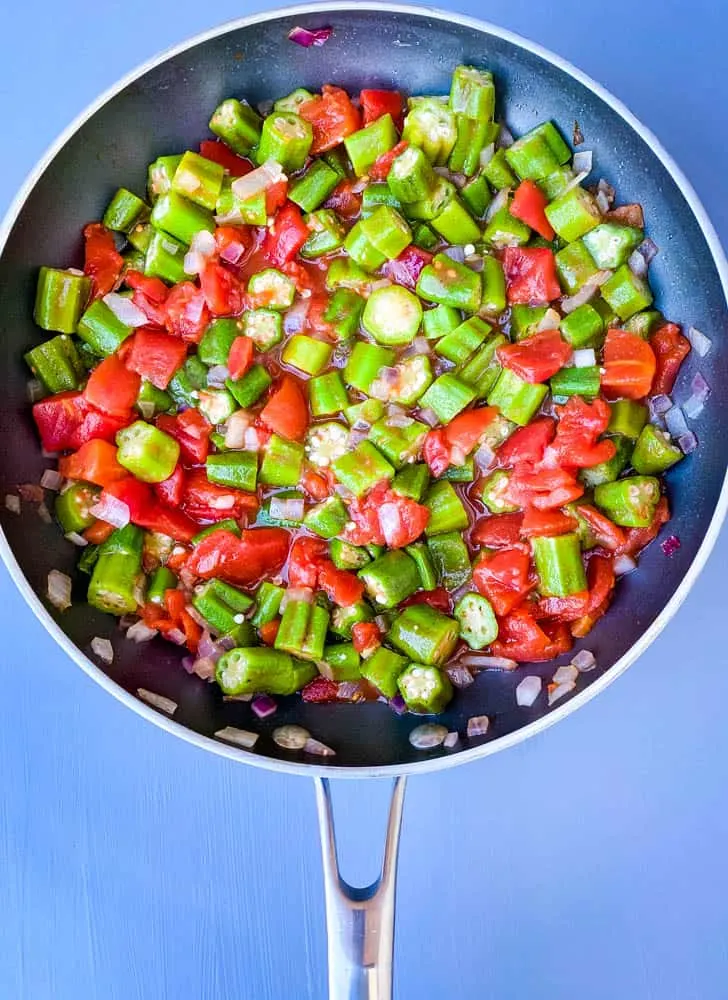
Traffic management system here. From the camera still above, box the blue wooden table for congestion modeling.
[2,2,727,997]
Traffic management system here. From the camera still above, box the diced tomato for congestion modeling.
[154,464,185,507]
[574,504,626,551]
[505,464,584,511]
[319,562,365,606]
[302,676,340,703]
[368,140,408,181]
[323,179,362,220]
[200,261,244,317]
[198,139,254,176]
[299,85,362,153]
[471,513,524,548]
[509,180,555,240]
[260,374,309,442]
[104,477,199,542]
[618,495,670,556]
[164,588,202,654]
[156,409,212,465]
[601,328,657,400]
[497,417,555,467]
[83,520,114,545]
[227,336,254,381]
[352,621,382,656]
[360,90,404,128]
[472,545,534,616]
[259,619,280,646]
[536,553,615,623]
[266,179,289,216]
[124,270,169,304]
[32,391,131,453]
[497,329,571,383]
[490,605,573,662]
[423,407,499,475]
[502,246,561,305]
[422,430,451,478]
[83,222,123,298]
[545,396,615,470]
[399,587,451,613]
[377,495,430,548]
[84,353,140,416]
[300,467,332,501]
[125,328,188,390]
[164,282,211,342]
[261,202,310,267]
[58,439,127,487]
[180,468,258,523]
[650,323,691,396]
[520,507,577,538]
[287,535,328,588]
[381,244,431,290]
[186,527,290,586]
[214,225,252,266]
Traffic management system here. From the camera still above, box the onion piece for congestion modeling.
[284,298,311,335]
[573,121,585,146]
[251,694,278,719]
[572,150,593,175]
[614,553,637,576]
[191,656,217,680]
[485,187,510,223]
[231,159,286,201]
[215,725,259,748]
[40,469,63,491]
[65,531,88,547]
[418,407,440,428]
[496,122,514,148]
[571,649,596,672]
[558,170,589,198]
[665,406,688,438]
[687,325,711,357]
[138,688,177,715]
[479,143,495,168]
[337,681,362,702]
[4,494,20,514]
[466,715,490,738]
[224,409,250,450]
[102,292,148,328]
[572,348,596,368]
[637,237,659,265]
[138,400,155,420]
[47,570,72,611]
[165,627,186,646]
[126,621,158,643]
[389,693,407,715]
[661,534,681,557]
[628,249,648,278]
[683,372,711,420]
[89,493,130,529]
[677,430,698,455]
[288,24,333,46]
[443,245,466,263]
[560,270,612,313]
[516,675,542,707]
[91,637,114,664]
[269,497,305,522]
[535,307,561,332]
[552,664,578,685]
[206,364,230,388]
[304,737,336,757]
[650,393,673,416]
[595,189,611,214]
[409,724,448,749]
[27,378,44,403]
[474,441,496,474]
[459,653,518,671]
[446,664,475,688]
[37,502,52,524]
[548,680,576,706]
[273,724,310,750]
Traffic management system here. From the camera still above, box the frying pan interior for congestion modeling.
[1,4,726,772]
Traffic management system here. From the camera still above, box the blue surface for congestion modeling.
[1,2,727,997]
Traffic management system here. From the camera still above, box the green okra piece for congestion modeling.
[241,309,283,350]
[168,356,207,407]
[303,496,350,539]
[505,121,571,180]
[343,342,396,394]
[402,98,457,165]
[631,424,683,475]
[483,207,530,249]
[371,356,433,407]
[216,178,267,226]
[362,285,423,347]
[435,316,491,364]
[325,257,371,293]
[76,299,134,357]
[449,116,495,177]
[600,264,653,320]
[479,469,518,514]
[594,475,661,527]
[419,373,476,423]
[369,417,428,469]
[247,268,296,310]
[482,148,516,189]
[281,335,333,376]
[405,541,437,591]
[216,647,316,697]
[256,111,312,172]
[608,400,648,441]
[403,176,456,222]
[25,334,85,393]
[305,421,350,470]
[431,195,481,245]
[346,206,412,268]
[549,366,601,399]
[103,188,149,233]
[427,531,471,589]
[259,435,304,487]
[150,191,215,244]
[344,114,399,176]
[361,646,408,699]
[55,482,100,534]
[423,480,469,535]
[532,533,587,597]
[87,524,144,616]
[480,255,507,316]
[387,603,460,666]
[197,388,237,425]
[555,240,599,295]
[461,175,492,219]
[172,151,225,211]
[559,302,604,349]
[509,305,547,341]
[226,365,272,407]
[387,145,439,203]
[77,544,100,576]
[274,88,314,113]
[397,663,453,714]
[274,599,330,661]
[322,643,362,682]
[122,247,148,272]
[147,155,183,201]
[449,65,496,120]
[251,582,285,628]
[359,550,421,609]
[323,288,365,341]
[209,99,262,155]
[116,421,180,484]
[332,441,395,497]
[192,579,254,637]
[487,368,548,426]
[289,159,340,212]
[422,304,461,340]
[443,459,476,483]
[147,566,177,605]
[144,231,190,284]
[191,520,241,544]
[579,435,632,488]
[127,220,154,252]
[329,540,372,572]
[345,398,386,428]
[391,463,431,502]
[538,165,574,199]
[545,186,601,242]
[624,309,663,339]
[454,592,498,649]
[582,222,644,270]
[361,183,402,217]
[255,491,304,528]
[309,371,349,417]
[198,318,241,366]
[300,210,346,259]
[34,268,92,334]
[330,600,374,639]
[206,452,258,491]
[412,222,439,251]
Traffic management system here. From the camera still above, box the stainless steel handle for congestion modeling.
[314,777,407,1000]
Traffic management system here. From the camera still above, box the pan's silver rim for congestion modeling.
[1,1,727,780]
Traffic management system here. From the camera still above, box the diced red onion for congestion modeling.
[572,150,593,175]
[337,681,362,702]
[386,412,414,429]
[571,648,597,672]
[346,426,369,448]
[17,483,45,502]
[474,441,496,474]
[214,725,259,748]
[47,570,72,611]
[219,239,247,265]
[496,122,514,148]
[553,663,578,685]
[280,587,313,611]
[27,378,44,402]
[595,189,611,214]
[166,627,186,646]
[665,406,688,438]
[628,249,648,278]
[687,325,711,358]
[269,496,305,522]
[446,664,474,688]
[89,493,130,529]
[572,348,596,368]
[479,143,495,168]
[597,178,615,203]
[443,245,466,263]
[614,553,637,576]
[224,410,250,449]
[251,694,278,719]
[409,336,429,356]
[485,187,510,223]
[466,715,490,738]
[560,270,612,313]
[304,738,336,757]
[4,494,20,514]
[65,531,88,546]
[126,621,158,643]
[287,24,333,47]
[548,680,576,706]
[273,724,310,750]
[650,393,673,416]
[535,307,561,332]
[661,534,681,557]
[91,636,114,664]
[40,469,63,491]
[459,653,518,671]
[678,430,698,454]
[137,687,177,715]
[197,629,222,660]
[389,693,407,715]
[192,656,217,681]
[37,502,52,524]
[102,292,148,328]
[231,159,285,201]
[409,723,448,749]
[284,297,311,334]
[443,731,460,749]
[418,407,440,428]
[637,237,659,265]
[181,655,195,674]
[516,675,542,707]
[683,372,711,420]
[206,365,230,388]
[573,121,585,146]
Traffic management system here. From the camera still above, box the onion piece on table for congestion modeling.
[5,494,20,514]
[288,25,333,47]
[687,325,711,358]
[304,738,336,757]
[91,636,114,664]
[516,675,542,707]
[571,649,596,672]
[466,715,490,738]
[214,725,259,748]
[548,680,576,706]
[138,688,178,716]
[47,570,72,611]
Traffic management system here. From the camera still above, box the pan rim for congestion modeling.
[1,0,727,779]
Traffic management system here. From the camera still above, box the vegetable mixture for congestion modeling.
[26,65,696,720]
